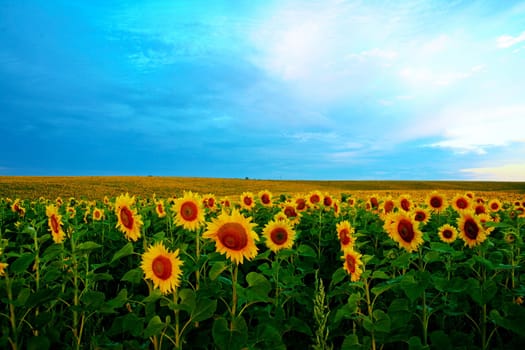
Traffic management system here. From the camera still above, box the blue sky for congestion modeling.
[1,0,525,180]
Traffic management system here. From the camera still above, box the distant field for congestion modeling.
[1,176,524,200]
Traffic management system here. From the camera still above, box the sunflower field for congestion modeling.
[1,189,524,350]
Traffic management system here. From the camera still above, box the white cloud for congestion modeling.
[428,104,525,154]
[461,163,525,181]
[399,64,485,87]
[497,30,525,48]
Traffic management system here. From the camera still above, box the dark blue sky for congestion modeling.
[1,0,525,180]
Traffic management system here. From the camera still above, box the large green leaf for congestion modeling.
[212,316,248,350]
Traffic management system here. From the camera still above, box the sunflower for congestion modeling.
[293,196,308,211]
[384,212,424,252]
[154,200,166,218]
[379,196,396,217]
[262,219,296,252]
[368,195,379,211]
[397,194,413,212]
[347,197,356,207]
[457,211,487,248]
[308,190,322,207]
[141,242,183,295]
[92,207,104,221]
[240,192,256,210]
[332,199,341,216]
[203,209,259,264]
[477,213,495,235]
[0,262,8,276]
[426,191,447,212]
[336,220,355,250]
[258,190,273,207]
[413,207,430,225]
[474,203,487,215]
[66,206,76,219]
[11,200,25,216]
[172,191,205,232]
[202,194,217,211]
[452,194,471,212]
[115,193,143,242]
[281,204,301,225]
[341,248,363,282]
[46,204,65,244]
[323,193,334,207]
[488,199,502,212]
[438,224,458,244]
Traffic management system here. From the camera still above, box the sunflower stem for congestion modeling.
[363,276,376,350]
[5,273,19,350]
[231,264,239,322]
[174,289,182,349]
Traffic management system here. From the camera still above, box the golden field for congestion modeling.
[0,176,524,200]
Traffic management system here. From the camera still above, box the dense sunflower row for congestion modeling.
[1,189,524,349]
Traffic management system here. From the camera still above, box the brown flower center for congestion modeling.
[296,198,306,210]
[284,206,297,218]
[120,207,134,229]
[50,214,60,233]
[270,227,288,245]
[397,219,415,243]
[339,228,351,246]
[400,199,410,211]
[243,196,253,207]
[442,229,453,239]
[180,201,198,221]
[217,223,248,251]
[456,198,469,209]
[152,255,172,280]
[310,194,320,204]
[430,196,443,209]
[324,196,333,206]
[464,218,479,240]
[261,194,271,205]
[414,211,426,222]
[345,254,356,274]
[157,204,164,215]
[384,201,394,213]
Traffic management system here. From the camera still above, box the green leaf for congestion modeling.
[245,272,271,299]
[341,334,362,350]
[297,244,317,258]
[212,316,248,350]
[371,282,395,296]
[14,288,30,306]
[27,336,50,350]
[371,270,390,280]
[209,261,229,280]
[121,268,143,284]
[430,330,452,349]
[75,241,102,252]
[372,309,391,333]
[466,278,497,305]
[331,268,347,286]
[191,298,217,323]
[490,304,525,336]
[81,290,106,309]
[121,313,144,337]
[11,253,35,273]
[429,242,455,254]
[110,242,134,264]
[143,289,162,303]
[143,315,165,339]
[408,336,424,350]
